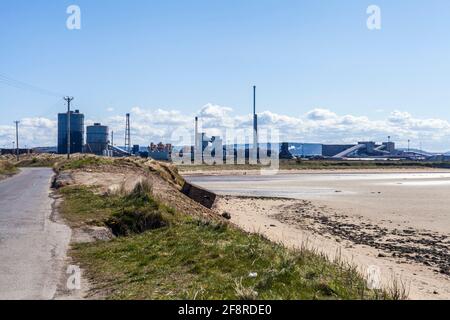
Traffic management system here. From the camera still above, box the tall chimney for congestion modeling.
[195,117,199,162]
[253,86,256,118]
[253,86,259,162]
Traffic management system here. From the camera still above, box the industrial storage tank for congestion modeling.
[86,123,109,155]
[57,110,85,154]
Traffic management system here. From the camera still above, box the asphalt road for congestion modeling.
[0,168,71,300]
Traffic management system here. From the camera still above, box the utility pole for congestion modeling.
[408,139,410,153]
[64,97,74,159]
[14,121,20,161]
[111,131,114,146]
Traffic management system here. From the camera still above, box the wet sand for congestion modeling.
[185,170,450,299]
[187,171,450,233]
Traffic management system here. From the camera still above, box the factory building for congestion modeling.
[322,144,354,157]
[57,110,84,154]
[286,141,401,159]
[148,142,172,161]
[330,141,397,158]
[279,143,294,159]
[191,87,259,164]
[382,142,396,153]
[86,123,109,155]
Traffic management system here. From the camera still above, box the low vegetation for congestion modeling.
[0,160,18,177]
[74,218,386,300]
[0,153,66,168]
[179,159,450,172]
[55,155,114,172]
[59,178,397,300]
[280,159,450,170]
[18,155,65,168]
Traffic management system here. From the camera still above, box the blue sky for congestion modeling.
[1,1,450,150]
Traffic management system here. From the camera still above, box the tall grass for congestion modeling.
[106,179,175,236]
[0,160,18,176]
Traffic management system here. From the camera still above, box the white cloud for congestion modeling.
[199,103,233,119]
[1,106,450,152]
[306,108,338,121]
[0,117,56,148]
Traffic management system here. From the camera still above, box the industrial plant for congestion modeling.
[38,87,448,163]
[53,87,263,163]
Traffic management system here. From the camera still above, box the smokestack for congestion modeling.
[253,86,258,134]
[125,113,131,153]
[253,86,259,163]
[253,86,256,118]
[195,117,199,147]
[194,117,200,162]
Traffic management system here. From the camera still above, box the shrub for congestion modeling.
[106,179,172,236]
[106,207,168,236]
[0,160,17,175]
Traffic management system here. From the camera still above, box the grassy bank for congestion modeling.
[0,160,18,177]
[55,156,115,172]
[2,154,115,169]
[60,183,395,300]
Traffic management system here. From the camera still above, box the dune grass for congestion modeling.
[0,160,18,177]
[17,156,61,168]
[60,182,396,300]
[55,156,114,172]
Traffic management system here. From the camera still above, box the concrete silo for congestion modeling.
[57,109,85,154]
[86,123,109,155]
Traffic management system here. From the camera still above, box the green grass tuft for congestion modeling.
[105,180,175,236]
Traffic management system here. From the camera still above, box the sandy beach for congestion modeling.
[185,169,450,300]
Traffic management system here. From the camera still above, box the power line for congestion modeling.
[0,73,65,98]
[0,75,64,97]
[0,73,63,97]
